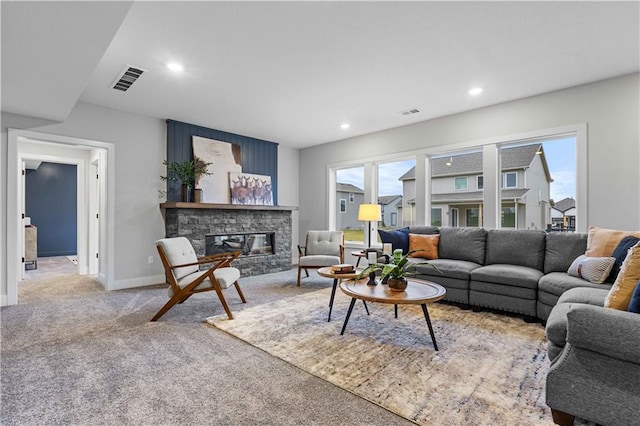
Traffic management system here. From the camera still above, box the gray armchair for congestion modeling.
[297,231,344,286]
[545,287,640,425]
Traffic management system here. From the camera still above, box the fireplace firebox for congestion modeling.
[206,232,275,257]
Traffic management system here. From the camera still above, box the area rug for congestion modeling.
[206,287,552,425]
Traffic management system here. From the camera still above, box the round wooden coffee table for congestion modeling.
[339,279,446,350]
[317,266,369,322]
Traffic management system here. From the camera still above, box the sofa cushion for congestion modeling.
[408,258,480,280]
[408,233,439,259]
[605,241,640,310]
[628,280,640,314]
[567,255,615,284]
[544,232,588,273]
[556,286,609,306]
[585,225,640,257]
[438,227,486,265]
[470,264,543,289]
[378,227,410,254]
[607,235,640,283]
[538,272,612,298]
[485,229,546,270]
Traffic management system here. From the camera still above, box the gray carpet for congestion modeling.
[207,287,551,425]
[1,267,412,425]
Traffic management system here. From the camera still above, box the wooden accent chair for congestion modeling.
[297,230,344,286]
[152,237,246,321]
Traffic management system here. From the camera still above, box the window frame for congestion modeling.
[503,172,517,188]
[477,175,484,190]
[431,207,442,227]
[339,199,346,213]
[454,176,468,191]
[327,124,585,234]
[348,192,354,203]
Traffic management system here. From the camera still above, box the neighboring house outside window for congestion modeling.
[454,176,468,190]
[477,175,483,190]
[466,208,481,227]
[348,192,354,203]
[390,212,397,226]
[340,199,346,213]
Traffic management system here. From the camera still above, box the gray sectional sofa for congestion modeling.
[405,226,603,321]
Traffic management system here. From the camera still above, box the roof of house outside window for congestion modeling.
[377,195,402,205]
[551,197,576,212]
[336,182,363,193]
[398,143,549,180]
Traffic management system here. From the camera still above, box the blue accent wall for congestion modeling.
[166,120,279,203]
[25,162,77,257]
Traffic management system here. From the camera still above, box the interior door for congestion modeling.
[20,161,26,279]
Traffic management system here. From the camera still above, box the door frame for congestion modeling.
[7,129,115,305]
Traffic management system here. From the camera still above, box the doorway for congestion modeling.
[7,129,114,306]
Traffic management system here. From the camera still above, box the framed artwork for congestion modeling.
[192,136,242,203]
[229,173,273,206]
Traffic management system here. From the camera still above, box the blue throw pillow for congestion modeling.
[607,236,640,283]
[378,227,410,254]
[628,280,640,314]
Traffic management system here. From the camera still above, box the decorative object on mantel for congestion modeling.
[193,136,242,204]
[229,172,273,206]
[357,249,440,292]
[161,157,212,202]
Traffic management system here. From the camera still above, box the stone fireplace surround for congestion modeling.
[160,203,296,276]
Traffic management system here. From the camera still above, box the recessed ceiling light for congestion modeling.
[340,123,350,130]
[468,87,483,96]
[167,62,184,72]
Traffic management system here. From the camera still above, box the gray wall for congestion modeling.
[299,74,640,241]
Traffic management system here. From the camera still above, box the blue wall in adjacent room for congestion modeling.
[25,162,77,257]
[166,120,279,203]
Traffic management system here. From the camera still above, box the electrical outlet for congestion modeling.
[148,256,154,264]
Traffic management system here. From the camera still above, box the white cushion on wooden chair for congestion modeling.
[156,237,198,279]
[213,267,241,288]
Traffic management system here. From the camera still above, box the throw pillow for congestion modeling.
[605,242,640,311]
[378,227,410,254]
[408,234,439,260]
[566,255,616,284]
[607,235,640,283]
[585,226,640,257]
[628,280,640,314]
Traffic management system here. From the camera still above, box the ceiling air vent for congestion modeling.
[111,65,146,92]
[400,108,420,116]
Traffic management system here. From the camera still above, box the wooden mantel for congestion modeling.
[160,202,298,211]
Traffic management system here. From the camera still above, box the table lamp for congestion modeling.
[358,203,382,249]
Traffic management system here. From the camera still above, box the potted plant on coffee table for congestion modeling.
[356,248,440,291]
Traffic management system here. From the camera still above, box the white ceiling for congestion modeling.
[2,1,639,149]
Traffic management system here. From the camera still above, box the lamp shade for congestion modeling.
[358,204,382,221]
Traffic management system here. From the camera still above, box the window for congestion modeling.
[477,176,484,190]
[378,158,415,232]
[454,176,468,190]
[503,172,517,188]
[336,166,364,243]
[466,208,481,227]
[501,205,516,228]
[451,208,459,227]
[431,208,442,226]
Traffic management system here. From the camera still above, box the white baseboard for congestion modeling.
[1,294,8,307]
[110,274,165,291]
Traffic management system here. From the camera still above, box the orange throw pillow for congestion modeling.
[408,234,439,260]
[586,226,640,257]
[605,241,640,310]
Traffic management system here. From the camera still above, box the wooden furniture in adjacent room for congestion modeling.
[24,224,37,269]
[317,266,369,322]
